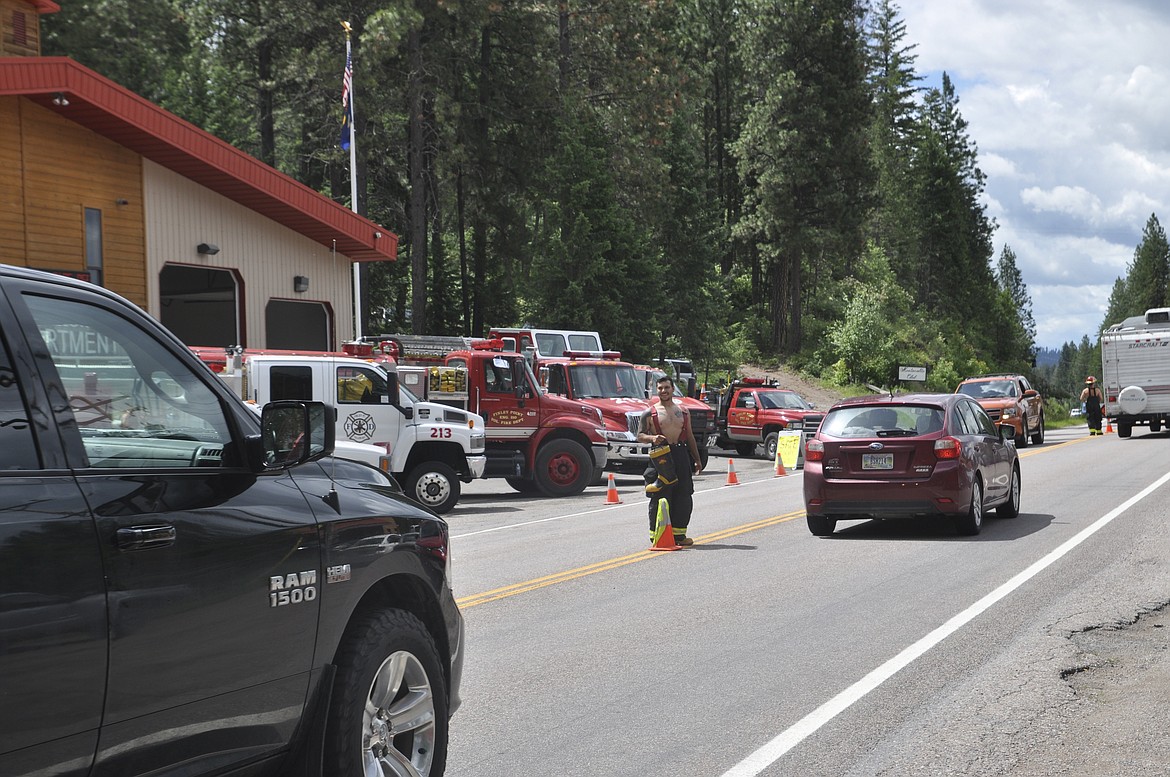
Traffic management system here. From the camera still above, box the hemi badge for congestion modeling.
[327,564,351,584]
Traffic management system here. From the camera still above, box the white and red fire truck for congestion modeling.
[192,345,486,514]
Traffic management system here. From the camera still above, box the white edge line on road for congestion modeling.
[451,474,785,539]
[720,468,1170,777]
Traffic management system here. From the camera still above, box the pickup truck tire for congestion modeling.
[1016,415,1029,448]
[405,462,460,515]
[763,432,779,463]
[735,442,756,457]
[1031,412,1045,445]
[325,608,449,776]
[534,439,592,497]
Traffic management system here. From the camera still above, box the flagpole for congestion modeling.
[342,21,362,343]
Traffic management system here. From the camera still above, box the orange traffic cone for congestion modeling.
[774,446,787,477]
[649,499,681,551]
[1105,417,1114,434]
[604,472,622,504]
[726,458,740,485]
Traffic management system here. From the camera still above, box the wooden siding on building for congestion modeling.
[1,96,146,305]
[144,161,354,349]
[1,1,42,57]
[0,97,25,261]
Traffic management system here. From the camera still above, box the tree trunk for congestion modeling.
[408,25,427,335]
[257,38,275,167]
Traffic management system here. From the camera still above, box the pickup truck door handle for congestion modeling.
[116,525,177,551]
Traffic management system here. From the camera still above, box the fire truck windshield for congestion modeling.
[569,364,643,399]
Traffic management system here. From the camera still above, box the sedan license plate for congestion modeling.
[862,453,894,470]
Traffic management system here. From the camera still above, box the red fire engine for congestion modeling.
[374,334,608,497]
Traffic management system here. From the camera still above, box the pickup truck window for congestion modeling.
[337,365,389,404]
[0,336,38,470]
[269,365,313,400]
[24,294,232,469]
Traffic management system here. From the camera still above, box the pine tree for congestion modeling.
[733,0,873,354]
[1125,213,1170,315]
[996,245,1036,365]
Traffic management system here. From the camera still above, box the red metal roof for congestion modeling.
[0,57,396,262]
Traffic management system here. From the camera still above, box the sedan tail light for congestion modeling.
[934,437,962,460]
[806,438,824,462]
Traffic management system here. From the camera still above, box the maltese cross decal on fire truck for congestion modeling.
[343,411,376,442]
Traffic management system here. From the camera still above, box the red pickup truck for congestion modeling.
[713,378,819,460]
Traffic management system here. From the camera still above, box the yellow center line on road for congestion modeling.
[1017,434,1096,457]
[456,509,807,609]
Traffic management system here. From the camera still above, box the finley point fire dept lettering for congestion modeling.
[491,409,525,425]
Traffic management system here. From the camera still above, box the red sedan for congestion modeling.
[802,393,1020,536]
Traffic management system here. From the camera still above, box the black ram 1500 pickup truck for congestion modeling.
[0,265,463,777]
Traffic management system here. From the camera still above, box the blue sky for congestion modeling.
[896,0,1170,350]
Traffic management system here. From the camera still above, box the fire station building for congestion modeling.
[0,0,396,351]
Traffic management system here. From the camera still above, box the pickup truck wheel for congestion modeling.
[1030,412,1045,445]
[1015,415,1029,448]
[405,462,460,514]
[763,432,779,462]
[534,439,592,497]
[1118,421,1132,438]
[325,609,448,777]
[734,442,757,457]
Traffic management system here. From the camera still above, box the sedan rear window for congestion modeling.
[821,405,945,437]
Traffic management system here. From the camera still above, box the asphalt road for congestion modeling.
[443,426,1170,776]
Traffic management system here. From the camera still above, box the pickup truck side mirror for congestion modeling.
[254,400,335,471]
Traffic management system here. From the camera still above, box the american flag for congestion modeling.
[340,50,353,150]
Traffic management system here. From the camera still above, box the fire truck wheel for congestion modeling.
[506,476,540,493]
[405,462,460,514]
[534,439,592,497]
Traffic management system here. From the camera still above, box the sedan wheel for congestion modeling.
[955,478,984,536]
[997,466,1021,519]
[807,515,836,536]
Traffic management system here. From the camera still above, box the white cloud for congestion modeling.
[896,0,1170,346]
